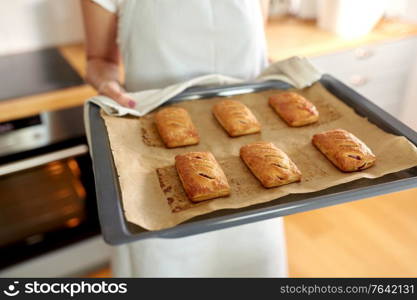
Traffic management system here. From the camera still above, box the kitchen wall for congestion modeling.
[0,0,85,56]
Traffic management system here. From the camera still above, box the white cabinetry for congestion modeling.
[310,36,417,117]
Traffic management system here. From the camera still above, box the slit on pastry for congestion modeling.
[240,141,302,188]
[155,107,199,148]
[312,129,376,172]
[175,151,230,202]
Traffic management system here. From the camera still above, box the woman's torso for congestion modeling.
[91,0,285,278]
[116,0,268,91]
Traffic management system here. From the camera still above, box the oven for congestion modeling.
[0,106,105,275]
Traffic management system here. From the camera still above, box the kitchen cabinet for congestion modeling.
[310,36,417,117]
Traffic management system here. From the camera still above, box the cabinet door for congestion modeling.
[310,36,417,116]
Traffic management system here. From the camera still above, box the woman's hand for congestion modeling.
[97,80,136,108]
[81,0,136,108]
[85,58,137,108]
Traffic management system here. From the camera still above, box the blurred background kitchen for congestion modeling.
[1,0,417,277]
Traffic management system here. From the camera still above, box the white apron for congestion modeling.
[95,0,288,277]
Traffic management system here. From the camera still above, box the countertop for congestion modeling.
[1,17,417,123]
[266,17,417,60]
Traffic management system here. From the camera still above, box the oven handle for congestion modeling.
[0,144,89,176]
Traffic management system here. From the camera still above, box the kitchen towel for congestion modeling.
[85,56,322,117]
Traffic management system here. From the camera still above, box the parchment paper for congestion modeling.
[101,82,417,231]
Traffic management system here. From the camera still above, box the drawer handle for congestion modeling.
[349,75,368,87]
[354,48,374,59]
[0,144,89,176]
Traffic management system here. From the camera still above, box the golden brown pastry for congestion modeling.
[312,129,376,172]
[175,151,230,202]
[269,91,319,127]
[155,107,199,148]
[212,99,261,137]
[240,141,302,188]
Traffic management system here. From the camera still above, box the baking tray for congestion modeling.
[87,74,417,245]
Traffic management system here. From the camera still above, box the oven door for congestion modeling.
[0,143,100,270]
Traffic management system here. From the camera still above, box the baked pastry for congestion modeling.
[212,99,261,137]
[155,107,199,148]
[240,141,302,188]
[312,129,376,172]
[175,151,230,202]
[269,91,319,127]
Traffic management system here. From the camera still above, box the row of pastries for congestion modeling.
[154,92,376,202]
[155,91,320,147]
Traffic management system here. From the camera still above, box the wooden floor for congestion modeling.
[87,188,417,278]
[285,188,417,277]
[87,266,111,278]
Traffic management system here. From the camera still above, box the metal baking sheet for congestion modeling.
[87,75,417,245]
